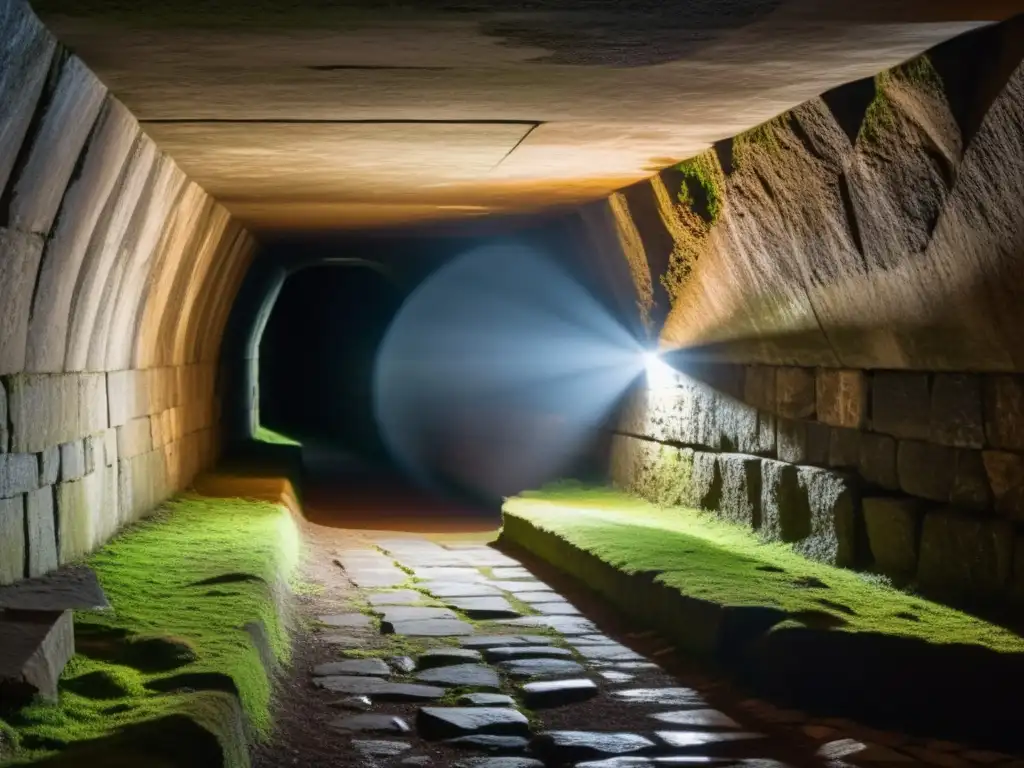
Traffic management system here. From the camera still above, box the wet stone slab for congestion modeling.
[313,658,390,677]
[368,590,427,606]
[445,735,531,754]
[417,707,531,740]
[385,618,476,637]
[655,731,766,752]
[446,597,521,619]
[460,635,553,649]
[531,731,656,763]
[379,606,458,623]
[417,648,483,669]
[573,644,646,662]
[459,693,517,707]
[521,678,599,709]
[314,676,445,701]
[330,713,411,733]
[483,646,574,663]
[454,757,544,768]
[423,582,506,598]
[499,616,599,635]
[497,658,586,679]
[516,591,566,604]
[650,710,741,729]
[612,689,707,708]
[416,663,501,690]
[530,601,582,616]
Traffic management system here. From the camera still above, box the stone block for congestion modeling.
[0,453,39,499]
[59,441,86,482]
[828,427,860,469]
[0,378,7,453]
[9,56,106,235]
[719,399,758,454]
[816,369,867,428]
[0,609,74,702]
[0,2,55,196]
[984,376,1024,451]
[0,496,25,584]
[0,565,109,611]
[25,98,139,373]
[37,446,58,488]
[78,374,108,436]
[776,368,815,419]
[716,454,761,528]
[982,451,1024,520]
[930,374,983,448]
[690,451,721,510]
[25,487,57,578]
[951,450,993,512]
[106,370,131,428]
[795,467,859,566]
[917,509,1012,595]
[897,441,954,503]
[743,366,776,411]
[872,372,930,440]
[117,417,152,460]
[776,419,807,464]
[56,472,104,564]
[858,432,898,491]
[83,434,100,474]
[6,374,63,453]
[754,411,776,457]
[103,429,118,466]
[863,498,923,576]
[0,230,46,376]
[760,459,810,543]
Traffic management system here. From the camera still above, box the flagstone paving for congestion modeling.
[257,532,1017,768]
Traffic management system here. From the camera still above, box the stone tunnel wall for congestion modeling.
[573,17,1024,606]
[0,2,256,585]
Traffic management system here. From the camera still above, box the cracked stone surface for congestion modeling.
[313,658,390,677]
[416,663,501,690]
[417,707,531,740]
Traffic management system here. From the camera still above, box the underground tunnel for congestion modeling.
[4,0,1024,765]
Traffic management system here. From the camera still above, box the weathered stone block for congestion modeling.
[863,497,922,576]
[717,454,761,528]
[608,436,696,508]
[984,376,1024,451]
[816,369,867,428]
[897,440,954,503]
[38,446,59,487]
[719,399,758,454]
[0,230,46,376]
[754,411,776,457]
[828,427,860,469]
[117,417,152,460]
[690,451,721,510]
[917,510,1012,595]
[858,432,898,491]
[795,467,859,566]
[59,441,86,482]
[776,419,806,464]
[930,374,983,448]
[0,453,39,499]
[0,497,25,584]
[25,487,57,578]
[872,372,930,440]
[9,56,106,235]
[743,366,776,411]
[7,375,64,453]
[0,378,7,453]
[0,2,55,197]
[982,451,1024,520]
[78,374,108,437]
[760,459,810,543]
[56,472,104,564]
[0,609,74,701]
[83,434,100,474]
[103,428,117,467]
[776,368,815,419]
[951,450,993,512]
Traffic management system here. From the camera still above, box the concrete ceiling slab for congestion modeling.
[32,0,1024,231]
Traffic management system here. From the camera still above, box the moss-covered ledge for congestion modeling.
[499,483,1024,751]
[0,491,301,767]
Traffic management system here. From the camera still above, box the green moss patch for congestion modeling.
[503,483,1024,653]
[860,54,944,145]
[1,495,300,766]
[253,426,301,447]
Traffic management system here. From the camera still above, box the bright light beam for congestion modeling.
[373,242,657,500]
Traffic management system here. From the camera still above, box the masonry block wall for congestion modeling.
[0,2,256,584]
[576,18,1024,605]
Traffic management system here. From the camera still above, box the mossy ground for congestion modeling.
[860,54,944,145]
[253,425,301,447]
[0,495,301,766]
[504,482,1024,653]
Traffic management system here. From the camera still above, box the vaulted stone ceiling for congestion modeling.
[35,0,1024,231]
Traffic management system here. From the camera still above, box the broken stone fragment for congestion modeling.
[0,609,74,702]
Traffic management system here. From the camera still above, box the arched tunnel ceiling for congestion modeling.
[35,0,1024,231]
